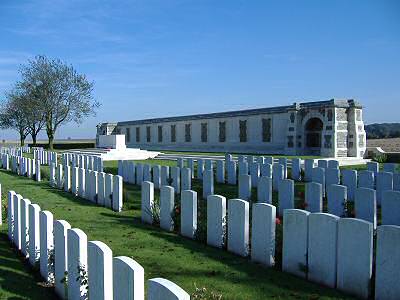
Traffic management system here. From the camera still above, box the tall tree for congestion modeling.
[19,55,99,149]
[17,81,46,146]
[0,87,30,146]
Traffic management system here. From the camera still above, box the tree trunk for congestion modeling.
[48,134,54,150]
[20,135,25,146]
[31,132,37,146]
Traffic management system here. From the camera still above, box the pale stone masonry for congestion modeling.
[97,99,366,157]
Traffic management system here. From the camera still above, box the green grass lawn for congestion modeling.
[0,168,355,299]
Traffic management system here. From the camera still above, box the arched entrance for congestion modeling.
[305,118,323,155]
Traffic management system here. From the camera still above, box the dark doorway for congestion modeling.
[305,118,323,155]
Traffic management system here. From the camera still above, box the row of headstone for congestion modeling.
[0,146,30,156]
[310,165,399,204]
[282,209,400,299]
[49,163,123,212]
[0,154,41,181]
[142,183,276,265]
[62,153,104,172]
[5,191,190,300]
[33,149,57,166]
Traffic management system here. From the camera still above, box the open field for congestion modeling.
[367,137,400,152]
[0,165,354,299]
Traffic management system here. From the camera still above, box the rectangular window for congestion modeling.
[262,118,271,142]
[219,121,226,142]
[171,125,176,142]
[185,124,191,142]
[126,128,130,143]
[158,125,163,143]
[201,123,207,143]
[146,126,151,142]
[136,127,140,142]
[239,120,247,142]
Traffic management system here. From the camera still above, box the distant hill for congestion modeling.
[365,123,400,139]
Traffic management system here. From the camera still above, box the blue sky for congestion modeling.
[0,0,399,140]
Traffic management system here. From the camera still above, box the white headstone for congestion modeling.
[39,210,54,282]
[227,160,237,185]
[278,179,294,216]
[381,190,400,226]
[20,198,31,257]
[257,176,272,204]
[161,166,170,186]
[78,168,86,198]
[13,194,22,250]
[136,163,144,186]
[328,160,339,169]
[376,172,393,205]
[358,170,375,190]
[238,161,248,176]
[97,172,106,205]
[153,165,161,189]
[148,278,190,300]
[375,225,400,300]
[67,228,88,300]
[7,191,15,241]
[249,162,260,188]
[342,169,357,202]
[113,256,144,300]
[143,164,152,182]
[312,167,325,197]
[54,220,71,299]
[291,158,301,181]
[308,213,339,288]
[282,209,310,278]
[141,181,154,224]
[28,203,41,266]
[273,164,284,192]
[367,161,379,178]
[207,195,226,248]
[305,182,322,213]
[337,218,373,299]
[260,163,272,178]
[304,159,315,182]
[238,174,251,201]
[216,160,225,183]
[112,175,123,212]
[326,168,340,187]
[327,184,347,217]
[202,170,214,199]
[355,188,377,229]
[105,174,114,208]
[227,199,249,256]
[180,190,197,239]
[88,241,113,300]
[160,186,174,231]
[171,167,180,194]
[197,159,204,179]
[251,203,276,266]
[181,167,191,191]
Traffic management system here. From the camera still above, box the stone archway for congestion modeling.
[305,117,323,155]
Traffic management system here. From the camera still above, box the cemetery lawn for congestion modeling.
[0,170,355,299]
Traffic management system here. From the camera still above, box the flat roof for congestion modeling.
[101,99,361,126]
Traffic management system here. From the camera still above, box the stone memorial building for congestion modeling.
[96,99,366,158]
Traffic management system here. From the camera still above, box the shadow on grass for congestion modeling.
[0,233,57,300]
[99,211,354,299]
